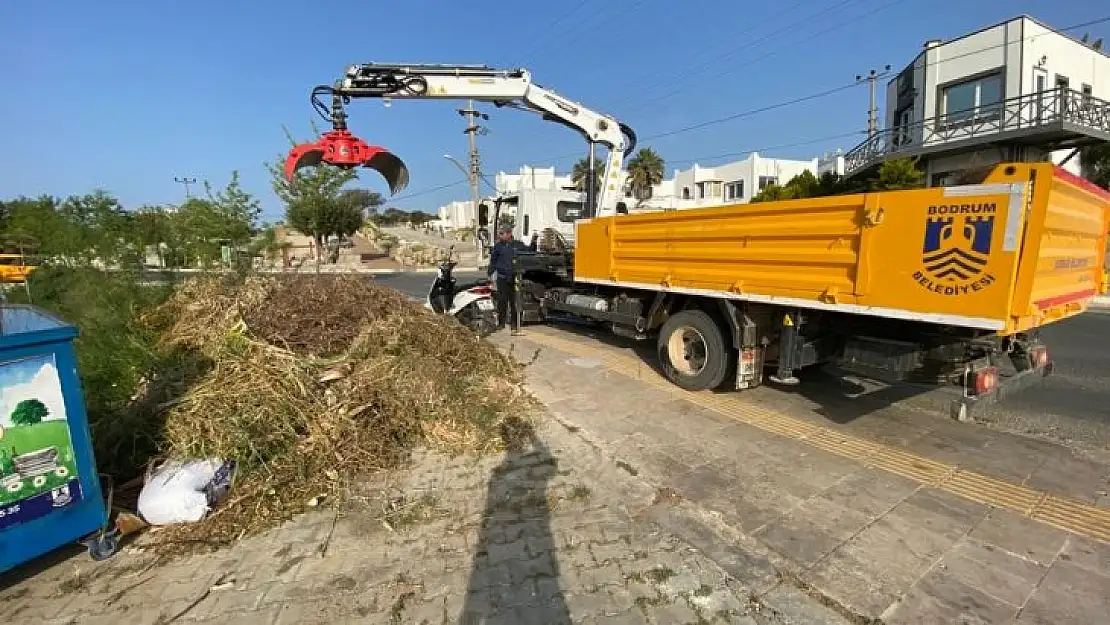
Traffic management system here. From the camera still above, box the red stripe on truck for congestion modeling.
[1035,288,1099,309]
[1053,167,1110,201]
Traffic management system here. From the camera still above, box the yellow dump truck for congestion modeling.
[515,162,1109,418]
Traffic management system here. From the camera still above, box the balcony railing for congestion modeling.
[844,87,1110,176]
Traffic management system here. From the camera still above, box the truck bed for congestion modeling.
[573,163,1108,335]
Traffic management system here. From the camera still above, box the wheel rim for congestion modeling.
[666,326,708,376]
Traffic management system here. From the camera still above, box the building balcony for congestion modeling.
[844,88,1110,177]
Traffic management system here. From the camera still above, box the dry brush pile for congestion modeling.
[137,273,534,548]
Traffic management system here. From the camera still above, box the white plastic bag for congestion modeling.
[137,458,228,525]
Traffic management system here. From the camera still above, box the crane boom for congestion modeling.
[284,63,637,218]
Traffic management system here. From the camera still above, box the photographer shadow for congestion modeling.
[460,417,571,624]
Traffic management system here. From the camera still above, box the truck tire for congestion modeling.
[657,310,731,391]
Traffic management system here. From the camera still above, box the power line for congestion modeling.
[391,180,467,202]
[923,15,1110,69]
[610,0,813,96]
[391,131,862,205]
[633,0,866,103]
[624,0,910,113]
[515,0,593,60]
[540,0,653,52]
[388,14,1110,203]
[522,0,652,59]
[644,82,862,141]
[643,131,867,167]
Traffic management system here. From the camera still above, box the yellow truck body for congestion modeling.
[574,162,1108,335]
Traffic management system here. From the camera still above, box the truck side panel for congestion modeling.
[851,182,1023,328]
[582,195,866,298]
[573,163,1108,334]
[1007,166,1109,332]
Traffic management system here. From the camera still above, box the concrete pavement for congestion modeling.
[491,325,1110,624]
[0,414,844,624]
[376,271,1110,461]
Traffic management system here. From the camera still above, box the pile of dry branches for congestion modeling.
[138,273,533,548]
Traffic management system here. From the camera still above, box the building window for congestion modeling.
[1055,74,1070,90]
[942,73,1003,123]
[682,186,691,200]
[556,201,584,223]
[894,106,913,146]
[695,181,722,199]
[758,176,778,190]
[725,180,745,201]
[1082,83,1093,107]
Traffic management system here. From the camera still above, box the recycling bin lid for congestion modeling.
[0,304,76,347]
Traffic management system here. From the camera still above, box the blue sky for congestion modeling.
[2,1,1106,222]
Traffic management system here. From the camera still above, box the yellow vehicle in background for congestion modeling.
[0,237,40,284]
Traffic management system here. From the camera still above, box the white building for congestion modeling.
[436,152,831,224]
[845,14,1110,183]
[495,165,576,193]
[436,199,477,231]
[641,152,820,211]
[817,150,846,177]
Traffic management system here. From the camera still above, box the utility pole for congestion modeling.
[855,65,892,139]
[174,176,198,199]
[457,101,489,264]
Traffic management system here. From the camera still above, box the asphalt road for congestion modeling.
[373,271,1110,459]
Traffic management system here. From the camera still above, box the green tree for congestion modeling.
[133,206,176,268]
[749,158,924,203]
[10,398,49,426]
[169,173,260,268]
[204,171,262,247]
[338,188,385,220]
[6,195,78,264]
[248,224,292,266]
[58,191,136,265]
[750,170,820,203]
[1080,142,1110,190]
[869,157,926,191]
[268,125,361,257]
[625,148,666,204]
[571,156,605,194]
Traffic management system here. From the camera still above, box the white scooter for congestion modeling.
[426,246,497,336]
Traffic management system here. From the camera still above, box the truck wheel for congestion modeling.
[657,310,730,390]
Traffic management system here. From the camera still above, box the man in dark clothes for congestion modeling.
[488,225,539,333]
[488,225,519,332]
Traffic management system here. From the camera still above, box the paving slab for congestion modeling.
[0,412,850,625]
[500,326,1110,624]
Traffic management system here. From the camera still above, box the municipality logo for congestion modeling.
[912,203,998,296]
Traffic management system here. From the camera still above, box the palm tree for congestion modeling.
[571,157,605,194]
[626,148,666,204]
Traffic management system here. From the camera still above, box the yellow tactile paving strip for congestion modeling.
[521,328,1110,544]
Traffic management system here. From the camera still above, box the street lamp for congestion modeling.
[444,154,485,263]
[174,176,198,199]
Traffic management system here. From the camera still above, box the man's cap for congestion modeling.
[498,224,513,234]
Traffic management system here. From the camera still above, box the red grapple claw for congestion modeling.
[284,130,410,195]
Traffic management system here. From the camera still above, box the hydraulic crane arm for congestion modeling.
[285,63,637,218]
